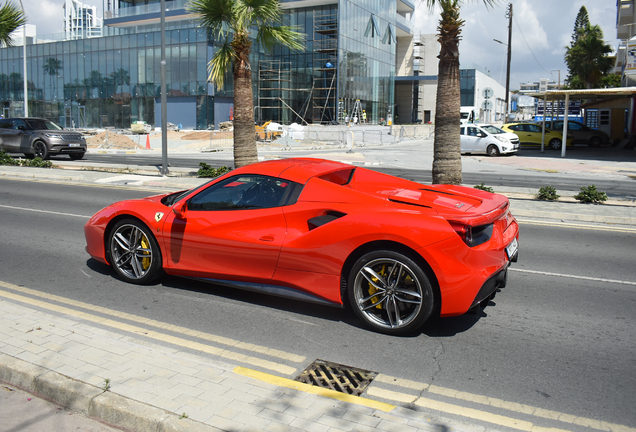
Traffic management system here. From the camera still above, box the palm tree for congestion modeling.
[188,0,304,167]
[426,0,496,185]
[565,25,613,89]
[42,57,62,100]
[111,68,130,94]
[0,1,26,47]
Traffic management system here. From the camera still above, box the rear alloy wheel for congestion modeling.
[348,250,434,335]
[32,141,49,159]
[548,138,562,150]
[487,144,500,156]
[109,219,162,284]
[588,137,602,147]
[69,152,85,160]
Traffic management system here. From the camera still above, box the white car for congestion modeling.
[460,124,520,156]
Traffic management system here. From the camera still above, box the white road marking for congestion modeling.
[510,268,636,286]
[0,204,90,219]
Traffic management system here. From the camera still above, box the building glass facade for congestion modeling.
[0,0,409,129]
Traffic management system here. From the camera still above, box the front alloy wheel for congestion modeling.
[109,220,162,284]
[348,251,434,335]
[32,141,49,159]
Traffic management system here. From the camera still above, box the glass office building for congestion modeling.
[0,0,414,129]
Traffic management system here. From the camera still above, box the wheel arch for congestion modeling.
[339,240,441,316]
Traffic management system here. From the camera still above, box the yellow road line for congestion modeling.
[374,374,636,432]
[0,286,296,375]
[0,280,304,363]
[517,218,636,233]
[234,367,395,413]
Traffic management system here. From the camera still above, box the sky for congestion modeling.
[20,0,618,91]
[412,0,618,89]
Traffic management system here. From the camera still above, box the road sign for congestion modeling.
[483,87,494,99]
[482,100,493,110]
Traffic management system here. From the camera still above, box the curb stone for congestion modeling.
[0,353,222,432]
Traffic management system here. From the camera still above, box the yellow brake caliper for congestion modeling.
[140,236,151,270]
[368,265,386,309]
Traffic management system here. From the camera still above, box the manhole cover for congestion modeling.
[294,359,377,396]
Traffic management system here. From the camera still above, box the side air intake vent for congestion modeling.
[308,211,346,230]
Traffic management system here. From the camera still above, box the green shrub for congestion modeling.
[197,162,230,178]
[536,185,560,201]
[0,151,19,165]
[474,183,494,193]
[0,151,53,168]
[574,185,607,204]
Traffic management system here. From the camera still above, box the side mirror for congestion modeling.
[17,125,26,131]
[172,201,187,219]
[479,132,487,138]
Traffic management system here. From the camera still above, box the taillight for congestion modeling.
[449,221,493,247]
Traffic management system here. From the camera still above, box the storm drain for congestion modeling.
[294,359,378,396]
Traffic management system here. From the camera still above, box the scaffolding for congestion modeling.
[258,60,291,124]
[313,11,338,124]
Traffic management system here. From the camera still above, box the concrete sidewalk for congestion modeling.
[1,143,636,432]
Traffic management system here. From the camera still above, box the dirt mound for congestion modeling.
[85,132,140,149]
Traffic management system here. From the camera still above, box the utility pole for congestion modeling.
[504,3,512,121]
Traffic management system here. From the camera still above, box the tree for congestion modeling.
[0,1,26,47]
[188,0,304,168]
[565,24,613,89]
[43,57,62,100]
[426,0,497,185]
[571,6,589,46]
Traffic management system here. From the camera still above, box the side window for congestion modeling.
[0,120,12,128]
[508,124,520,132]
[568,123,582,131]
[12,120,26,130]
[527,124,541,133]
[460,127,465,135]
[468,127,479,136]
[188,175,297,211]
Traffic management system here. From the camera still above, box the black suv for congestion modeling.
[0,117,87,160]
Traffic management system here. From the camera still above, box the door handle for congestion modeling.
[259,235,275,242]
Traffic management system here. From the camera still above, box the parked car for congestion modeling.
[460,124,520,156]
[85,158,519,335]
[546,120,609,147]
[501,122,573,150]
[0,118,86,160]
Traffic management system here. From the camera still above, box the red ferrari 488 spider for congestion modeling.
[85,158,519,335]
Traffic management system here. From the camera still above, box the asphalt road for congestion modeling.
[1,177,635,431]
[64,151,636,200]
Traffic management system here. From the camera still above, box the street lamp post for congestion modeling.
[17,0,27,117]
[493,3,512,122]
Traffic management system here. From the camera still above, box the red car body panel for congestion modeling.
[84,158,519,318]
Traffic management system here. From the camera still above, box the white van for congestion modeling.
[460,124,520,156]
[460,107,479,124]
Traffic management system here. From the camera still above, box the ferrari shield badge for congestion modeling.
[155,212,164,222]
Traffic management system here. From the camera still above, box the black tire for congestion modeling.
[588,137,602,147]
[487,145,500,156]
[32,141,49,160]
[548,138,562,150]
[69,152,85,160]
[108,219,163,284]
[347,250,434,335]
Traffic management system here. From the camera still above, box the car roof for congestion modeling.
[232,158,354,184]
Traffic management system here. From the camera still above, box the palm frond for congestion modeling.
[257,25,305,53]
[187,0,235,36]
[0,1,26,47]
[208,41,235,88]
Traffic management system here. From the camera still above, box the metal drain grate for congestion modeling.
[294,359,378,396]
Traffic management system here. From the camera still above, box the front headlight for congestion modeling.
[495,135,509,143]
[45,133,63,139]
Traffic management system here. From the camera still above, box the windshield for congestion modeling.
[24,119,63,131]
[481,125,505,134]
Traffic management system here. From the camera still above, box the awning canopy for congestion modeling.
[528,87,636,102]
[526,87,636,157]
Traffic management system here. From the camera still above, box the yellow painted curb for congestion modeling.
[234,366,395,413]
